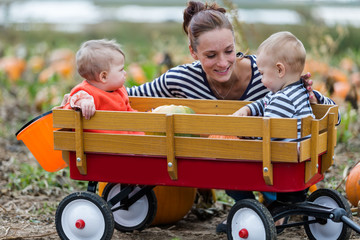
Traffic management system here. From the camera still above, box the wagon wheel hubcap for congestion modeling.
[232,208,266,239]
[62,199,105,239]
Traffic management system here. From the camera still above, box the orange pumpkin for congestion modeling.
[208,134,239,139]
[332,81,350,99]
[0,57,26,81]
[345,163,360,206]
[151,186,197,225]
[128,63,146,85]
[28,56,45,73]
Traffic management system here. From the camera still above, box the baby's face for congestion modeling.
[257,52,284,93]
[105,52,126,91]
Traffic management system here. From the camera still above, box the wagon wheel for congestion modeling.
[55,191,114,240]
[227,199,276,240]
[304,188,352,240]
[102,183,157,232]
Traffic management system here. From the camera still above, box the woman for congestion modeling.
[126,0,338,234]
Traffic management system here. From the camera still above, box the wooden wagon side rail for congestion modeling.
[53,98,338,186]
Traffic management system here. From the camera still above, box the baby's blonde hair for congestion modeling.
[76,39,125,81]
[257,31,306,74]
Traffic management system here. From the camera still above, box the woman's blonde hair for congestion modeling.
[76,39,125,81]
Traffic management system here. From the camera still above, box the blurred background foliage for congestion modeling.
[1,0,360,192]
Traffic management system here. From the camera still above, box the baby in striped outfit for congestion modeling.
[233,31,315,139]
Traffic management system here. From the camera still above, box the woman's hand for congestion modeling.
[302,72,318,104]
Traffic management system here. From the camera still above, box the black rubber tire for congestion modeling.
[102,183,157,232]
[227,199,277,240]
[304,188,352,240]
[55,191,114,240]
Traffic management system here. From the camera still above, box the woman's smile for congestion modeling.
[215,65,231,75]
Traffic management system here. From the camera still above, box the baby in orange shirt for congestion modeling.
[63,39,136,120]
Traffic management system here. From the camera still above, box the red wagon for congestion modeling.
[17,97,360,240]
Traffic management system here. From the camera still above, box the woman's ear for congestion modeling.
[189,45,198,60]
[276,62,286,78]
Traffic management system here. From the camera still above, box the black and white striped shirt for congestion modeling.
[127,54,269,101]
[247,80,315,139]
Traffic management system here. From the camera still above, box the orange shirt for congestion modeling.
[64,80,143,135]
[64,80,135,112]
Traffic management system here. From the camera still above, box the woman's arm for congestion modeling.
[127,72,174,97]
[126,62,214,99]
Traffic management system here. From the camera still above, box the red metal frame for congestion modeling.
[68,152,323,192]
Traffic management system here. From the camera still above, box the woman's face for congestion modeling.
[190,28,236,84]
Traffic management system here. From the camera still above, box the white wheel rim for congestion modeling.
[107,184,149,228]
[61,199,105,240]
[309,196,344,240]
[231,207,266,240]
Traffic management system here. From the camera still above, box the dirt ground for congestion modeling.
[1,102,360,239]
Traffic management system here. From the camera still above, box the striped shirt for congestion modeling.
[127,54,269,101]
[247,80,315,139]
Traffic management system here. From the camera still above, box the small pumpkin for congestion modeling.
[149,105,197,137]
[345,163,360,206]
[0,57,26,81]
[151,186,197,225]
[151,104,195,114]
[128,63,147,85]
[208,134,239,139]
[333,81,350,99]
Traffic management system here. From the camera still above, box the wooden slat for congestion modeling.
[84,111,167,132]
[302,105,339,137]
[53,109,76,128]
[75,111,87,175]
[312,104,338,120]
[54,132,167,155]
[321,113,336,173]
[166,114,177,180]
[262,118,273,185]
[62,151,70,165]
[175,138,299,162]
[299,132,328,162]
[129,96,250,114]
[54,131,299,162]
[305,119,319,183]
[174,114,297,138]
[54,109,167,132]
[54,109,298,138]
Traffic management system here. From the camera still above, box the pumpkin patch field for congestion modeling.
[2,3,360,239]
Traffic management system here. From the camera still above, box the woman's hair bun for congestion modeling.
[183,1,226,35]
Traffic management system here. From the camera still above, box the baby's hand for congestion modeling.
[232,106,251,117]
[78,99,96,120]
[60,93,70,106]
